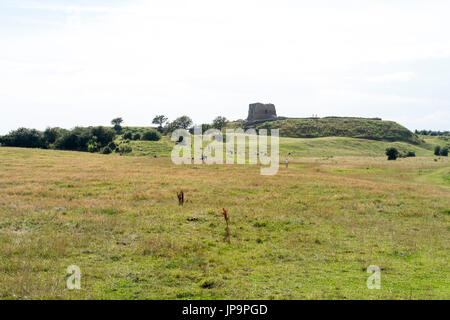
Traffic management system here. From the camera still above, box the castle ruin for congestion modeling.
[247,103,277,123]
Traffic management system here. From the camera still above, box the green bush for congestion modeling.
[1,126,115,153]
[406,151,416,157]
[434,146,441,156]
[0,128,45,148]
[133,133,141,141]
[107,141,117,150]
[117,143,132,155]
[54,126,115,152]
[91,127,116,147]
[54,130,86,151]
[386,147,399,160]
[43,127,67,147]
[141,129,161,141]
[123,131,133,140]
[87,138,99,153]
[101,146,112,154]
[440,147,449,156]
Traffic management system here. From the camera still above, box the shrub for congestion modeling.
[386,147,399,160]
[141,129,161,141]
[0,128,45,148]
[406,151,416,157]
[133,133,141,141]
[2,126,115,153]
[116,143,132,155]
[54,127,115,152]
[43,127,67,147]
[107,141,117,150]
[441,147,449,156]
[434,146,441,156]
[90,126,116,147]
[123,131,133,140]
[55,131,79,150]
[87,138,99,153]
[101,146,112,154]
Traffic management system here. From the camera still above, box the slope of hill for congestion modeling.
[124,136,433,158]
[278,136,431,157]
[250,118,423,145]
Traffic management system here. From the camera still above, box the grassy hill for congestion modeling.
[124,135,433,158]
[421,135,450,148]
[250,118,423,145]
[278,136,431,157]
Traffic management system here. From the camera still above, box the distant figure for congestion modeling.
[285,158,289,168]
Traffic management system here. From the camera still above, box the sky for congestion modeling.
[1,0,449,134]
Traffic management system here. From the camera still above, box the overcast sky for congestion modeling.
[1,0,449,134]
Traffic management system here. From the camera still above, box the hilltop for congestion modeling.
[246,117,423,145]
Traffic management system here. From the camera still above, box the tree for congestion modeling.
[441,147,449,156]
[386,147,399,160]
[189,123,212,134]
[172,116,193,130]
[0,128,44,148]
[212,116,229,130]
[54,126,115,152]
[111,117,123,126]
[152,115,168,132]
[91,126,116,147]
[111,117,124,133]
[434,146,441,156]
[43,127,67,147]
[54,131,80,150]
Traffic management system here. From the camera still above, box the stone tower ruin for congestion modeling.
[247,103,277,123]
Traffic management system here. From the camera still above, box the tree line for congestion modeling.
[0,115,229,154]
[415,130,450,136]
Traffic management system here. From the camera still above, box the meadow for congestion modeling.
[127,135,436,158]
[0,138,448,299]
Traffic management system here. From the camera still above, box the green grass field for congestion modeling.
[0,136,449,299]
[126,135,434,158]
